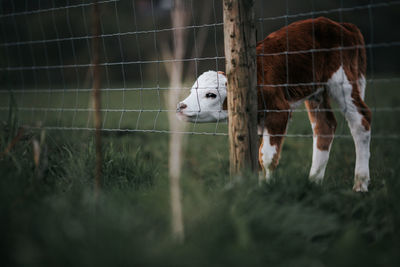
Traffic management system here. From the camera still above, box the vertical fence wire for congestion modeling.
[92,0,102,196]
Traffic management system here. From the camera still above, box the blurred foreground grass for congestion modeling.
[1,125,400,267]
[1,79,400,266]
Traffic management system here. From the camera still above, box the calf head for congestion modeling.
[176,71,228,123]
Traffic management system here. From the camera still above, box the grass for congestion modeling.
[1,79,400,266]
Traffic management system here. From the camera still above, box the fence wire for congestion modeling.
[0,0,399,139]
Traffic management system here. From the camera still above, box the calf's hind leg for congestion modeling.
[344,95,371,192]
[305,94,337,183]
[328,68,371,192]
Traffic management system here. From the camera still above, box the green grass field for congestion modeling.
[1,79,400,266]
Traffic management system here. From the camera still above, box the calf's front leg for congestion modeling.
[258,112,289,183]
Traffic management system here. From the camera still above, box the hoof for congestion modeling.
[258,170,272,185]
[309,175,323,185]
[353,178,369,192]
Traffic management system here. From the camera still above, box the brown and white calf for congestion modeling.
[176,17,371,192]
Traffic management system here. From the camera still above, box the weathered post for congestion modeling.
[223,0,258,176]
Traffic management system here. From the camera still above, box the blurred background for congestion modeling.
[1,1,400,266]
[1,0,399,133]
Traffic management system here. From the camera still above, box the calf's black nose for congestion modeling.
[177,102,187,112]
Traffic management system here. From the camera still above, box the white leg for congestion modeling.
[309,123,332,182]
[259,129,277,183]
[349,119,371,192]
[305,97,337,184]
[328,66,371,192]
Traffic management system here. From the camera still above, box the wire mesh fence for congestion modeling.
[1,0,400,139]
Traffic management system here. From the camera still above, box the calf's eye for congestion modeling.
[205,93,217,99]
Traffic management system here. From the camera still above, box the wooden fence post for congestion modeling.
[223,0,258,176]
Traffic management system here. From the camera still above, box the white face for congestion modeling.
[176,71,228,123]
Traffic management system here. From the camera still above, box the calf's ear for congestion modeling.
[217,71,225,76]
